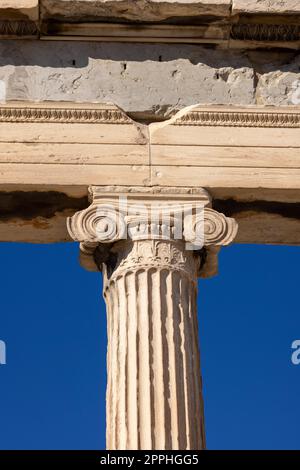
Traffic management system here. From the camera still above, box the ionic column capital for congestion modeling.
[67,186,238,277]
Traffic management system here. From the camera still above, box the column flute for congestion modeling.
[67,186,238,450]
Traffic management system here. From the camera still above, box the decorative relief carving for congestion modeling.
[67,204,126,244]
[104,239,199,283]
[67,200,237,247]
[175,109,300,128]
[204,208,238,246]
[231,24,300,42]
[1,104,299,129]
[0,106,131,124]
[67,188,238,278]
[0,20,38,37]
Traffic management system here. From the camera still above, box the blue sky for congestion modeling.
[0,242,299,450]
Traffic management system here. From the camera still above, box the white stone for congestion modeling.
[257,70,300,106]
[0,41,256,117]
[41,1,231,22]
[232,0,300,14]
[67,187,237,449]
[0,81,6,102]
[103,238,205,449]
[0,1,38,21]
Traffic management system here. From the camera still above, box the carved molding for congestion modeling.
[68,204,211,246]
[0,20,38,37]
[231,24,300,42]
[67,197,237,247]
[203,208,238,246]
[0,3,300,48]
[37,20,300,46]
[3,20,300,44]
[1,103,300,129]
[106,239,200,284]
[175,110,300,128]
[0,106,131,125]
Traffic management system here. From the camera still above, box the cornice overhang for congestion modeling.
[0,1,300,48]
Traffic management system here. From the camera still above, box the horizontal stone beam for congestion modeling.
[0,102,299,245]
[0,187,299,246]
[42,1,233,22]
[4,1,300,24]
[1,1,300,46]
[0,41,298,116]
[40,1,232,22]
[39,1,300,47]
[40,1,300,22]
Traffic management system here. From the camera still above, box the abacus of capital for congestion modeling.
[67,186,238,450]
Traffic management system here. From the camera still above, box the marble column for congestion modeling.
[103,238,204,450]
[67,186,238,450]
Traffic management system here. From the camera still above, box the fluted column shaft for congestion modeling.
[67,186,238,451]
[103,239,205,450]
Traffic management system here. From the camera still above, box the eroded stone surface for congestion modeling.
[254,53,300,106]
[0,41,299,117]
[41,0,231,22]
[257,72,300,106]
[0,1,38,21]
[5,1,300,23]
[232,0,300,14]
[0,41,257,117]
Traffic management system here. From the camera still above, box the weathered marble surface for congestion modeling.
[66,187,237,449]
[41,0,231,22]
[232,0,300,14]
[0,41,299,118]
[40,1,300,20]
[3,1,300,25]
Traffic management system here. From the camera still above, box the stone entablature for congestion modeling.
[1,1,300,46]
[0,102,299,247]
[41,1,300,21]
[3,1,300,22]
[0,0,298,454]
